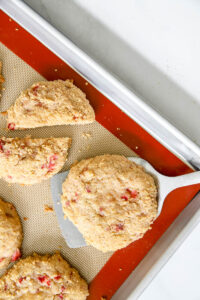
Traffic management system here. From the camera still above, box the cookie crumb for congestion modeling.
[44,205,53,212]
[15,28,19,31]
[85,82,88,86]
[23,217,28,221]
[54,68,58,72]
[9,18,12,22]
[135,146,139,150]
[82,132,92,139]
[116,127,120,131]
[119,267,122,271]
[1,111,7,115]
[101,297,107,300]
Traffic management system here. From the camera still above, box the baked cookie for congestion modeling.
[0,252,89,299]
[5,79,95,130]
[0,62,5,97]
[61,154,157,252]
[0,137,71,185]
[0,198,22,270]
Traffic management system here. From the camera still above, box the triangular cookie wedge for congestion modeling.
[5,80,95,130]
[0,137,71,184]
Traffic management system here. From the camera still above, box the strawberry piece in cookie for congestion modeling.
[7,123,15,130]
[11,248,21,262]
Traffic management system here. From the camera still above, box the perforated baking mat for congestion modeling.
[0,10,200,300]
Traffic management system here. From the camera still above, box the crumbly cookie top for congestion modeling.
[0,137,71,185]
[6,80,95,129]
[62,154,157,252]
[0,253,89,299]
[0,198,22,270]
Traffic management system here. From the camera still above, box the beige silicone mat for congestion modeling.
[0,42,136,282]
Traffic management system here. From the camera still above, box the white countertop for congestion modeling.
[23,1,200,299]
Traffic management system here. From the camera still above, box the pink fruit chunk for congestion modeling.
[38,275,51,286]
[61,285,65,292]
[54,275,61,280]
[0,139,5,152]
[115,223,124,231]
[121,195,128,201]
[48,154,58,171]
[58,294,63,299]
[11,248,21,262]
[41,163,47,169]
[65,201,70,207]
[32,85,39,95]
[0,257,5,263]
[46,279,51,286]
[99,207,105,216]
[18,276,26,284]
[126,188,138,198]
[38,275,46,283]
[41,154,58,171]
[7,123,15,130]
[5,150,11,157]
[86,187,91,193]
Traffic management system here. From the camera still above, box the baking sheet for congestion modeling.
[1,5,200,299]
[0,42,136,282]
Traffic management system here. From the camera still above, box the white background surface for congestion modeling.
[23,1,200,299]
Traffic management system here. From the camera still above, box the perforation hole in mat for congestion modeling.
[0,42,136,281]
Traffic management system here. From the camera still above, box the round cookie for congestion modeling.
[0,253,89,299]
[0,198,22,270]
[61,154,158,252]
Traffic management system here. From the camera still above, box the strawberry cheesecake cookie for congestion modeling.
[0,198,22,270]
[61,154,157,252]
[4,79,95,130]
[0,252,89,299]
[0,137,71,185]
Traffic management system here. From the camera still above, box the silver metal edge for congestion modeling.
[1,1,200,299]
[1,0,200,170]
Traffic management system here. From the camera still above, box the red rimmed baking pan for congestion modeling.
[0,1,200,299]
